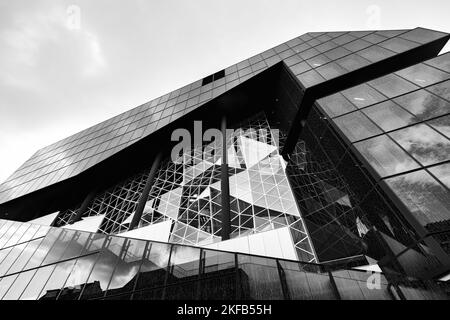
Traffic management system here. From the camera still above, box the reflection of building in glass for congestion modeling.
[1,28,450,299]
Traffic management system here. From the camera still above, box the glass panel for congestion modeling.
[0,222,20,249]
[379,37,418,53]
[394,90,450,121]
[428,163,450,189]
[427,115,450,138]
[237,255,284,299]
[357,45,395,62]
[316,93,356,118]
[368,74,418,98]
[0,243,27,277]
[36,260,76,300]
[424,53,450,73]
[41,229,76,265]
[396,64,449,87]
[279,260,335,300]
[58,254,99,300]
[105,238,146,297]
[386,170,450,225]
[7,238,44,275]
[2,269,36,300]
[168,245,200,285]
[20,265,55,300]
[341,84,386,108]
[0,274,18,300]
[363,101,418,131]
[336,54,370,71]
[135,242,171,291]
[24,228,63,270]
[3,223,30,248]
[355,135,420,177]
[389,124,450,166]
[202,249,235,275]
[80,236,125,299]
[427,80,450,101]
[334,111,382,141]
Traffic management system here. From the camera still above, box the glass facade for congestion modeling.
[0,28,447,204]
[0,27,450,299]
[0,219,446,300]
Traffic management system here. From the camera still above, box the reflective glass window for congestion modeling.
[134,242,171,296]
[105,238,146,297]
[0,243,27,276]
[400,28,447,44]
[41,229,76,265]
[363,101,418,131]
[0,222,20,249]
[428,163,450,189]
[389,124,450,166]
[425,53,450,73]
[426,80,450,101]
[20,264,55,300]
[427,115,450,138]
[355,135,420,177]
[296,70,325,88]
[336,54,370,71]
[3,223,31,248]
[59,254,99,299]
[279,261,335,299]
[289,62,311,75]
[317,93,356,118]
[316,62,347,80]
[34,260,76,300]
[368,74,419,98]
[357,46,395,62]
[7,238,43,275]
[306,54,330,68]
[2,269,35,300]
[25,228,63,269]
[394,90,450,120]
[237,255,284,299]
[396,64,450,87]
[0,274,18,300]
[386,170,450,225]
[80,236,125,299]
[379,37,418,53]
[341,84,386,108]
[334,111,382,142]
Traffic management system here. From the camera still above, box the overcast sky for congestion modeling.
[1,0,449,183]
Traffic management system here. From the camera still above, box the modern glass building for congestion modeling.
[0,27,450,300]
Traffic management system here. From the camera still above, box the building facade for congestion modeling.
[0,27,450,299]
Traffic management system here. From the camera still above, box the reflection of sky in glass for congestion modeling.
[428,163,450,189]
[389,124,450,166]
[386,170,450,226]
[334,111,381,141]
[394,90,450,121]
[363,101,418,131]
[355,135,419,177]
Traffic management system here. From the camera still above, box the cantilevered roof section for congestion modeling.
[0,27,448,204]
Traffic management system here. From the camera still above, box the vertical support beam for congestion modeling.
[128,152,163,230]
[220,116,231,241]
[69,187,98,224]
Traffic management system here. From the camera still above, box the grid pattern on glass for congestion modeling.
[317,54,450,177]
[54,170,149,234]
[0,218,446,300]
[50,113,315,262]
[2,28,447,205]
